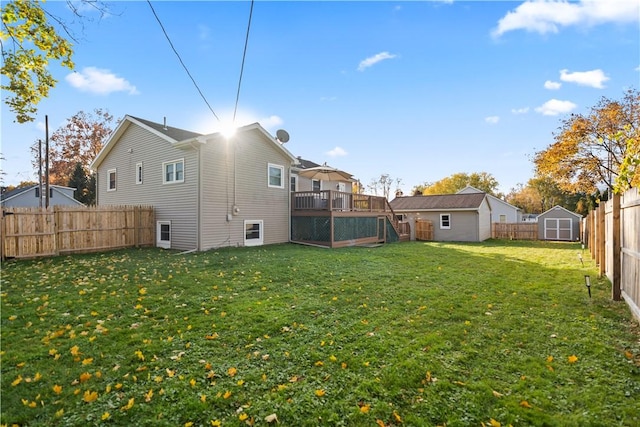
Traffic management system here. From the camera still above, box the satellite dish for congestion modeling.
[276,129,290,143]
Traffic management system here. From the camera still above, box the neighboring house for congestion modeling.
[537,205,582,241]
[0,185,84,208]
[521,214,538,223]
[90,115,297,251]
[457,186,522,223]
[389,193,492,242]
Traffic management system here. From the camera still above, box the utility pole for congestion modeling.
[45,115,50,209]
[38,139,43,208]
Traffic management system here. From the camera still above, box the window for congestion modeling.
[337,182,346,192]
[499,214,507,223]
[156,221,171,249]
[244,220,263,246]
[312,179,321,191]
[290,175,298,192]
[163,159,184,184]
[35,187,53,198]
[108,169,117,191]
[268,164,284,188]
[440,213,451,229]
[136,162,143,184]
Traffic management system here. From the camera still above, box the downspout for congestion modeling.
[288,166,292,242]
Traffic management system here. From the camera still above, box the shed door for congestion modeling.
[544,218,572,241]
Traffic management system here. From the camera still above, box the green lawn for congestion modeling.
[1,241,639,426]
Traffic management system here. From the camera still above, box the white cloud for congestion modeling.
[357,51,397,71]
[544,80,562,90]
[492,0,639,37]
[258,115,284,129]
[560,69,609,88]
[511,107,530,114]
[320,96,337,102]
[326,146,348,157]
[66,67,138,95]
[535,99,577,116]
[485,116,500,124]
[198,24,210,40]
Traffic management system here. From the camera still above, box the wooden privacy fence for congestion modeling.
[1,205,155,260]
[492,222,538,240]
[583,188,640,323]
[415,219,433,241]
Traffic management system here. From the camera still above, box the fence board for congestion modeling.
[585,187,640,323]
[492,223,538,240]
[1,206,154,259]
[415,219,433,241]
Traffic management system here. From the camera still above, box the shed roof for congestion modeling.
[390,193,486,211]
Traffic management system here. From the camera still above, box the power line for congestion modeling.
[233,0,254,123]
[146,0,220,122]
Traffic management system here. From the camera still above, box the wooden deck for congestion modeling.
[291,191,410,248]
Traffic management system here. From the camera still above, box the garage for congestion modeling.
[537,205,582,241]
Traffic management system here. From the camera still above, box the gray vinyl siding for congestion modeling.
[295,176,353,193]
[402,209,489,242]
[1,187,82,208]
[96,124,199,250]
[477,199,492,241]
[199,130,292,249]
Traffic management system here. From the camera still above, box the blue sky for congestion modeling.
[1,0,638,195]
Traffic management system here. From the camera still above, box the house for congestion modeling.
[537,205,582,241]
[389,193,492,242]
[0,184,84,208]
[90,115,297,251]
[457,186,522,223]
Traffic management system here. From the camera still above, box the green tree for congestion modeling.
[534,88,639,195]
[421,172,499,196]
[1,0,110,123]
[67,161,94,205]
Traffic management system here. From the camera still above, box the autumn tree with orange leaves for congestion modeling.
[31,109,114,186]
[534,88,639,195]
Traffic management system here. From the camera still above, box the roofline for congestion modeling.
[392,207,482,213]
[91,115,184,171]
[188,122,297,163]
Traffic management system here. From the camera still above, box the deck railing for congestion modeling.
[292,190,392,213]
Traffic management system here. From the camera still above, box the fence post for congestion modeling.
[598,204,606,276]
[612,194,621,301]
[53,206,59,256]
[1,208,4,261]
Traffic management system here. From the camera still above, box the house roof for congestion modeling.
[390,193,487,211]
[294,157,321,170]
[457,185,521,212]
[92,115,297,170]
[1,184,76,201]
[129,116,202,141]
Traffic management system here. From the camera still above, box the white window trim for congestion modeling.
[268,163,284,189]
[312,179,322,191]
[163,159,185,185]
[440,213,451,230]
[107,169,117,191]
[244,220,264,246]
[136,162,143,185]
[157,221,171,249]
